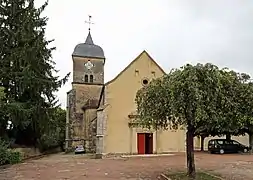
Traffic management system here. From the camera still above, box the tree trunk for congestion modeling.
[226,133,231,140]
[200,135,205,151]
[249,133,253,154]
[186,128,196,179]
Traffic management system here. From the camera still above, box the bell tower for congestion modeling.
[72,31,105,84]
[72,15,105,84]
[66,15,105,152]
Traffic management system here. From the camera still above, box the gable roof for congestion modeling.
[105,50,166,85]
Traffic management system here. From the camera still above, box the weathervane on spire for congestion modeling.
[85,15,94,31]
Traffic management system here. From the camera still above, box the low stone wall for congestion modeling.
[0,147,63,170]
[13,148,41,159]
[13,147,62,159]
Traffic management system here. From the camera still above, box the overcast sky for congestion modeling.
[35,0,253,108]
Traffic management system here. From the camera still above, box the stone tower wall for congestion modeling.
[84,109,97,153]
[73,57,104,84]
[67,56,104,152]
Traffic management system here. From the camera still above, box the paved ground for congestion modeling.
[0,152,253,180]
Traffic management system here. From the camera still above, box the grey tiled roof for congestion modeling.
[72,32,105,58]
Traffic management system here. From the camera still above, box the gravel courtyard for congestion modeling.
[1,152,253,180]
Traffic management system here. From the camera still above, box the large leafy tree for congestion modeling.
[0,0,69,147]
[195,70,250,151]
[215,70,244,139]
[213,71,253,152]
[134,63,247,178]
[235,75,253,152]
[135,63,223,178]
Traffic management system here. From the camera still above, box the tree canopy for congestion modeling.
[136,64,224,132]
[135,63,253,137]
[134,63,253,178]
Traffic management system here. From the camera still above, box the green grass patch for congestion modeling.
[166,171,222,180]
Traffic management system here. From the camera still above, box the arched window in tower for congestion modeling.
[90,75,94,83]
[84,75,88,82]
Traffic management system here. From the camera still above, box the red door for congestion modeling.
[137,133,145,154]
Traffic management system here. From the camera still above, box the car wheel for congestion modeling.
[219,149,224,154]
[243,148,248,153]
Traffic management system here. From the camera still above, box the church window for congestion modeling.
[135,69,139,76]
[84,75,88,82]
[84,60,94,70]
[151,71,156,77]
[142,78,149,86]
[90,75,94,83]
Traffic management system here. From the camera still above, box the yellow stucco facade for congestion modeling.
[101,51,188,154]
[100,51,249,155]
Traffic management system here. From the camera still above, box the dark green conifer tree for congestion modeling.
[0,0,69,147]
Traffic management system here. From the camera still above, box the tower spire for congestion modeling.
[85,15,94,32]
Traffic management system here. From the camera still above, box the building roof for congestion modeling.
[72,31,105,59]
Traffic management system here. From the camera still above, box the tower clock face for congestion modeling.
[84,60,94,70]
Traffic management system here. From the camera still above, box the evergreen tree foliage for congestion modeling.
[0,87,8,138]
[0,0,70,147]
[39,107,66,151]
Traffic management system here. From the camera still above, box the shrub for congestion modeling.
[7,151,22,164]
[0,139,22,165]
[38,132,59,152]
[0,139,9,165]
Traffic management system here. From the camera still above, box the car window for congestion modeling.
[224,140,233,144]
[232,141,239,145]
[208,140,214,145]
[217,140,224,145]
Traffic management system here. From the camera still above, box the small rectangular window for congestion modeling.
[84,75,88,82]
[135,69,139,76]
[151,71,156,77]
[90,75,93,83]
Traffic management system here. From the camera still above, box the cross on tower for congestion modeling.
[85,15,94,31]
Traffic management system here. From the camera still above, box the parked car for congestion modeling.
[208,139,250,154]
[74,145,85,154]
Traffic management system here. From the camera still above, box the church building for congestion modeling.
[66,29,249,158]
[65,29,188,157]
